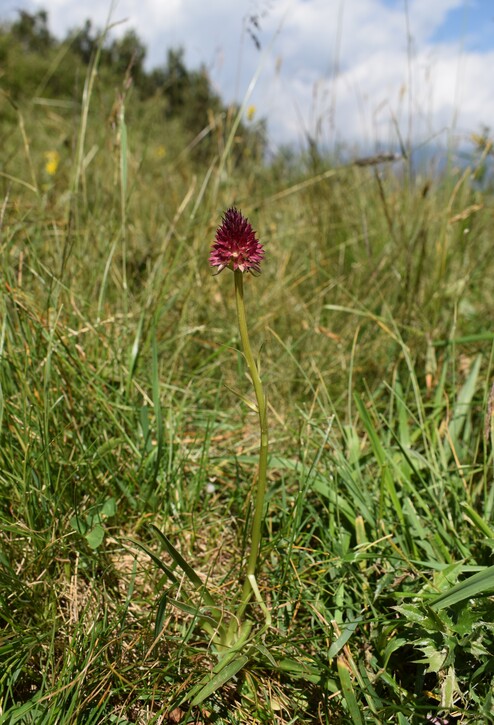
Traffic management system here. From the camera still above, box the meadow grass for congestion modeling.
[1,51,494,725]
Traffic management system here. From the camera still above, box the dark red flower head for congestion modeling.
[209,207,264,274]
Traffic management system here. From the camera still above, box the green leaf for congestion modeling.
[441,666,458,708]
[154,592,168,640]
[461,503,494,539]
[151,526,217,610]
[446,354,481,461]
[337,658,363,725]
[394,602,427,624]
[99,497,116,518]
[253,641,277,667]
[354,393,405,528]
[328,617,361,659]
[395,603,450,633]
[414,641,447,673]
[70,499,116,549]
[70,514,87,535]
[431,565,494,610]
[165,596,220,628]
[275,658,321,683]
[85,523,105,550]
[131,539,179,584]
[189,654,249,707]
[222,383,259,413]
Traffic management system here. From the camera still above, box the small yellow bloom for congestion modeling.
[156,145,166,159]
[44,150,60,176]
[246,105,256,122]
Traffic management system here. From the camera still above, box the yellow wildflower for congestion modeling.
[44,150,60,176]
[246,105,256,122]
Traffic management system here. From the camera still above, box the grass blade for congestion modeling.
[151,525,217,610]
[337,657,363,725]
[431,565,494,610]
[189,654,249,707]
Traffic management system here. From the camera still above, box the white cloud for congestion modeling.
[252,0,491,148]
[3,0,492,150]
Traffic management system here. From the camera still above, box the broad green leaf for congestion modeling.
[86,523,105,550]
[99,497,116,518]
[70,514,87,535]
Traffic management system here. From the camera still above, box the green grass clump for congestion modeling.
[1,22,494,725]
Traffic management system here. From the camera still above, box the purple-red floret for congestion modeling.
[209,207,264,274]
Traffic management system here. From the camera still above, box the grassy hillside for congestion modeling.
[1,14,494,725]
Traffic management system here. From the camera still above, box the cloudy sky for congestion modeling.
[1,0,493,152]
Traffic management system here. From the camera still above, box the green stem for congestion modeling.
[233,269,269,624]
